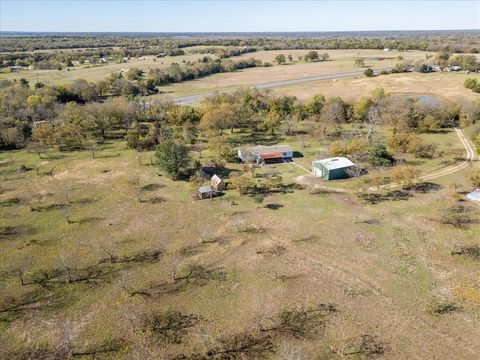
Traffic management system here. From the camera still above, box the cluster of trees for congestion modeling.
[0,78,142,149]
[188,46,257,58]
[147,57,262,86]
[1,47,139,70]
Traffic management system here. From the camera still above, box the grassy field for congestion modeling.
[273,71,480,102]
[1,49,426,89]
[0,53,206,85]
[155,50,430,99]
[1,125,479,358]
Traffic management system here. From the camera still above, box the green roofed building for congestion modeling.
[312,157,355,180]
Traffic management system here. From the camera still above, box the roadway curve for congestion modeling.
[170,69,388,105]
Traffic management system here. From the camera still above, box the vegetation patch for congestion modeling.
[451,246,480,261]
[141,310,199,344]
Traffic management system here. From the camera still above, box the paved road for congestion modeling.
[170,69,388,105]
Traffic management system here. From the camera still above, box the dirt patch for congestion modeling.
[333,195,363,211]
[295,175,346,193]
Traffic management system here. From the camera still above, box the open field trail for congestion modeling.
[294,128,477,193]
[372,128,477,190]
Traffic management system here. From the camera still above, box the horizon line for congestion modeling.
[1,28,479,34]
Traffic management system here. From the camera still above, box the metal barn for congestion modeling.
[312,157,355,180]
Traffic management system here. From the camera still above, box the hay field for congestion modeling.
[273,72,480,101]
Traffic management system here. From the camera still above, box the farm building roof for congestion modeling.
[199,185,213,194]
[260,152,284,159]
[240,145,292,155]
[467,189,480,202]
[313,157,355,170]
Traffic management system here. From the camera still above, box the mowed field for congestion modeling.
[274,72,480,102]
[1,127,479,358]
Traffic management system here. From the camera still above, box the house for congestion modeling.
[312,157,355,180]
[211,174,225,191]
[198,185,217,199]
[466,189,480,203]
[237,145,293,163]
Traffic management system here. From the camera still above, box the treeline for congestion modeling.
[188,46,257,58]
[0,45,258,71]
[148,57,262,85]
[1,47,180,70]
[2,32,478,54]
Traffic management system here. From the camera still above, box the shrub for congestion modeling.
[154,140,189,179]
[367,144,395,167]
[414,144,437,159]
[464,78,478,89]
[386,132,422,153]
[391,165,417,189]
[364,68,374,77]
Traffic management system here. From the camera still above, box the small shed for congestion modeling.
[466,189,480,203]
[312,157,355,180]
[211,174,225,191]
[198,185,216,200]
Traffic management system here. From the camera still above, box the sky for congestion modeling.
[1,0,479,32]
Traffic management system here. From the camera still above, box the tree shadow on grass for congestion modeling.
[30,203,69,212]
[93,153,121,159]
[407,181,442,194]
[358,190,412,205]
[140,183,165,191]
[0,198,21,207]
[67,216,105,224]
[265,203,283,210]
[0,225,36,240]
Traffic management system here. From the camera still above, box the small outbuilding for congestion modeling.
[198,185,217,200]
[211,174,225,191]
[238,145,293,163]
[466,189,480,203]
[312,157,355,180]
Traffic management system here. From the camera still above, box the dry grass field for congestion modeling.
[1,49,426,90]
[0,53,205,85]
[274,72,480,102]
[1,125,479,358]
[156,50,429,98]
